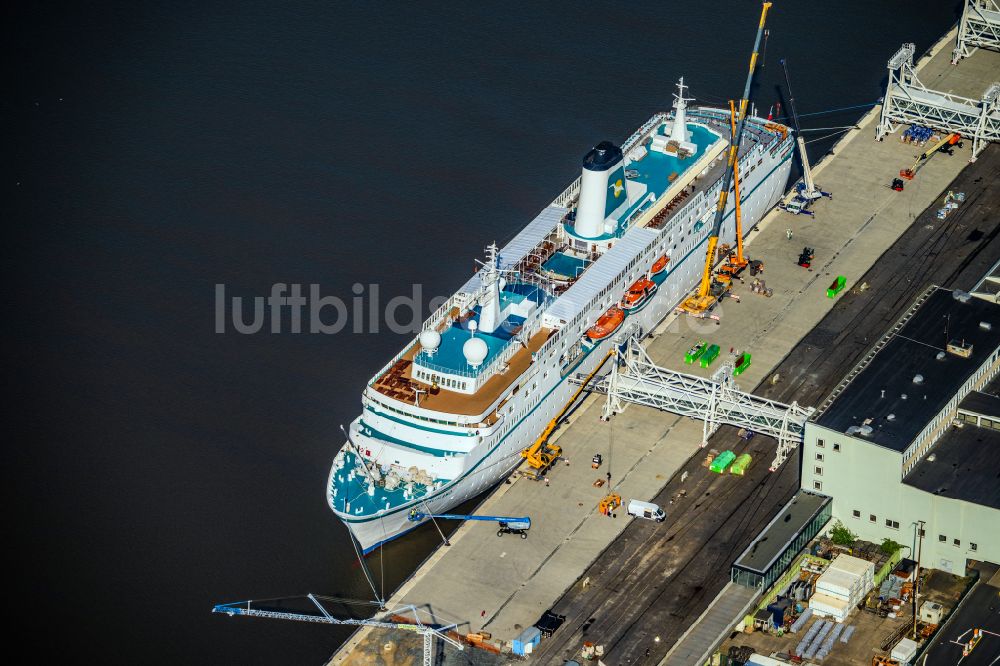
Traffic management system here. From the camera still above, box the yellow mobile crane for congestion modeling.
[521,348,617,480]
[679,2,771,314]
[716,101,763,283]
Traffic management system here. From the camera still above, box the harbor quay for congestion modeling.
[328,23,1000,665]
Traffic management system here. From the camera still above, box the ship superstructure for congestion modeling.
[328,81,794,552]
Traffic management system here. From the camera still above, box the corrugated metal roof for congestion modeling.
[461,205,567,293]
[546,226,660,323]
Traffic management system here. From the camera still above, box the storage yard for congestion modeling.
[717,554,976,666]
[327,22,1000,666]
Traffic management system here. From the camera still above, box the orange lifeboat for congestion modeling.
[585,306,625,344]
[650,255,669,275]
[621,277,657,312]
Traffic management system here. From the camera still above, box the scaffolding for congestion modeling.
[581,338,814,470]
[876,42,1000,160]
[953,0,1000,63]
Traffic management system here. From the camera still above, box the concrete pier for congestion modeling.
[328,26,1000,665]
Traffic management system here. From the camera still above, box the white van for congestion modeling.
[627,499,665,522]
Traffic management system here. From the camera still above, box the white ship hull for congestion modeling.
[329,109,794,553]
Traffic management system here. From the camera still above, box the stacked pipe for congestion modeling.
[789,607,813,633]
[840,625,857,644]
[815,622,845,660]
[803,619,833,660]
[795,619,825,656]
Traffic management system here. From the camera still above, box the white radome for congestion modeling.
[463,337,488,367]
[419,330,441,354]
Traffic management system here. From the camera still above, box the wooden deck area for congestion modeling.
[371,327,554,420]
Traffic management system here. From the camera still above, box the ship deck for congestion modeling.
[371,325,553,419]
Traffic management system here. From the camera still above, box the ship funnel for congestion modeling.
[575,141,626,239]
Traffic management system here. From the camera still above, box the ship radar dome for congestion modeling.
[419,330,441,355]
[463,337,488,368]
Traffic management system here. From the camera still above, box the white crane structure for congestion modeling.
[876,42,1000,160]
[578,337,814,470]
[952,0,1000,63]
[212,595,463,666]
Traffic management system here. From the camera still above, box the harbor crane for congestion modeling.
[521,347,617,479]
[407,509,531,538]
[777,58,832,216]
[679,1,772,315]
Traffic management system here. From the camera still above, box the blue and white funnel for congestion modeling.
[575,141,626,239]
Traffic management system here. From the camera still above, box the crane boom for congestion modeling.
[780,58,817,197]
[408,511,531,531]
[521,347,617,478]
[680,1,772,313]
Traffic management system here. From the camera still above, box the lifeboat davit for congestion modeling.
[650,255,669,275]
[585,306,625,344]
[621,277,657,312]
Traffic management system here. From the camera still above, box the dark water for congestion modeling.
[8,2,959,663]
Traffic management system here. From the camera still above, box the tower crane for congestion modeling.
[407,509,531,538]
[212,596,463,666]
[777,57,832,216]
[679,1,772,315]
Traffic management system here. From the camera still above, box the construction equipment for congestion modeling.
[521,348,616,479]
[598,492,622,516]
[679,1,772,314]
[797,247,815,268]
[407,509,531,538]
[777,58,832,216]
[900,132,961,179]
[717,101,757,283]
[891,177,905,191]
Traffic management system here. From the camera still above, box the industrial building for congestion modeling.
[801,286,1000,574]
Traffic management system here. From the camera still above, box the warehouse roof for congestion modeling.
[816,288,1000,452]
[903,423,1000,510]
[733,491,831,575]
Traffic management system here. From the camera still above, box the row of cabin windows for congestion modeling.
[413,369,468,392]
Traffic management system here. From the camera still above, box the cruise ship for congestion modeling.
[327,80,795,552]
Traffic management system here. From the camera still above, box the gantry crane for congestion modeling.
[521,347,617,479]
[679,1,772,314]
[407,509,531,538]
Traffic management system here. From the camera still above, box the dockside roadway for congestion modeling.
[328,26,1000,665]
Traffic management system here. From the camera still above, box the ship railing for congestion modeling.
[422,292,473,333]
[368,337,418,387]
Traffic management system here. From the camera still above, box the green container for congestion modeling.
[827,276,847,299]
[710,450,736,473]
[700,344,721,368]
[685,341,708,364]
[733,352,752,376]
[730,453,753,475]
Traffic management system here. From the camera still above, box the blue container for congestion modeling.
[512,626,541,656]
